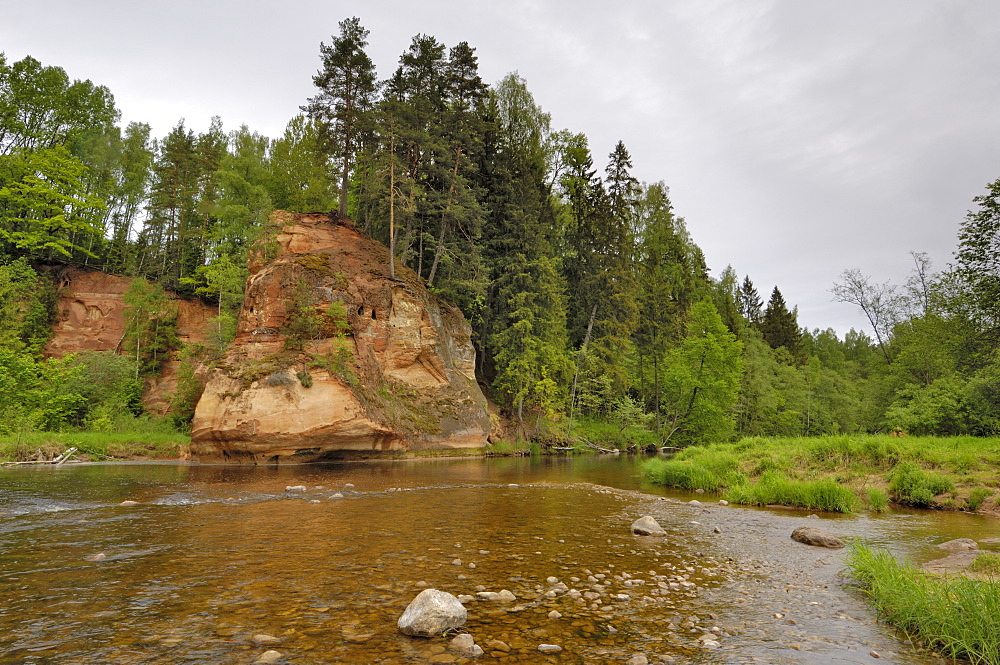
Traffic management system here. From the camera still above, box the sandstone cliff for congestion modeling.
[44,267,216,414]
[189,212,491,461]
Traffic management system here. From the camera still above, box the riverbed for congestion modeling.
[0,455,991,664]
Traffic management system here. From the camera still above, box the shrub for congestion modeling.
[888,462,954,508]
[867,488,889,512]
[968,487,993,512]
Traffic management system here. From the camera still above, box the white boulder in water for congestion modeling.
[398,588,467,637]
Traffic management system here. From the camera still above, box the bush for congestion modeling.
[888,462,954,508]
[968,487,993,512]
[867,488,889,512]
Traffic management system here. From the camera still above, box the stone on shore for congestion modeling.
[790,526,844,549]
[631,516,667,537]
[398,589,467,637]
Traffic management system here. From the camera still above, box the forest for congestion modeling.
[1,17,999,445]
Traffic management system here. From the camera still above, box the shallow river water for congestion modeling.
[0,455,995,664]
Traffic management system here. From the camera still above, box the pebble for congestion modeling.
[538,644,563,653]
[119,500,139,506]
[719,499,729,506]
[548,610,562,619]
[343,483,354,489]
[329,493,343,499]
[486,639,511,653]
[86,553,107,561]
[627,655,649,665]
[254,650,282,664]
[252,634,280,644]
[284,485,307,492]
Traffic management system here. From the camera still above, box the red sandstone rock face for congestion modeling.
[44,268,217,414]
[45,268,214,357]
[190,212,490,462]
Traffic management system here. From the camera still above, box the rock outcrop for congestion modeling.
[190,212,491,461]
[43,266,216,415]
[45,267,214,356]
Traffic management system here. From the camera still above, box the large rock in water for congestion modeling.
[790,526,845,549]
[190,212,491,462]
[397,589,467,637]
[631,516,667,536]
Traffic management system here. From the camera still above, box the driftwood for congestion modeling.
[2,447,79,466]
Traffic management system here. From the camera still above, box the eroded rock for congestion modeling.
[191,213,490,461]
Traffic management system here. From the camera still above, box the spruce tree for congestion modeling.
[761,286,803,359]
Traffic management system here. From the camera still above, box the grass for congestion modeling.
[971,552,1000,576]
[724,471,859,513]
[847,542,1000,665]
[640,435,1000,513]
[0,423,189,462]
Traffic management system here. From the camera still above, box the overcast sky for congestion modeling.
[5,0,1000,336]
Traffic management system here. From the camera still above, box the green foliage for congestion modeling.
[888,462,954,507]
[725,471,859,513]
[122,278,179,376]
[847,542,1000,665]
[970,551,1000,575]
[968,487,992,511]
[0,258,56,353]
[0,146,107,259]
[657,299,743,444]
[642,450,745,492]
[867,488,889,512]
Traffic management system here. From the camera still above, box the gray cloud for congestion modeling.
[4,0,999,336]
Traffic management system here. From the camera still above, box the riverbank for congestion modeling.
[847,542,1000,665]
[0,430,190,462]
[641,435,1000,514]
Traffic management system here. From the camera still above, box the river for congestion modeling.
[0,454,988,664]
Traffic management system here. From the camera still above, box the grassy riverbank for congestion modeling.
[0,428,190,462]
[641,435,1000,513]
[847,542,1000,665]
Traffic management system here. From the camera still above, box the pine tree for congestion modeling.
[304,17,378,218]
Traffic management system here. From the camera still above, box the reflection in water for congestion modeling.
[0,456,983,663]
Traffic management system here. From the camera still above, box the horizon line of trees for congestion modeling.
[1,20,999,441]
